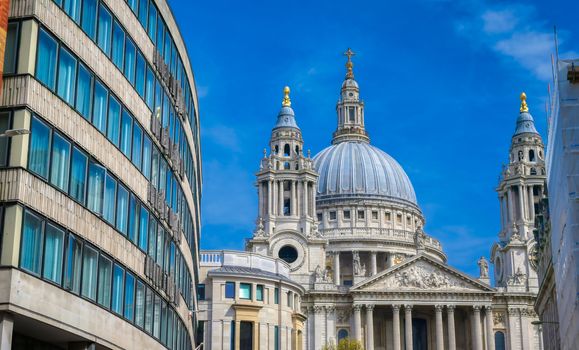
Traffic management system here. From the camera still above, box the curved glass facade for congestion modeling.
[0,1,201,349]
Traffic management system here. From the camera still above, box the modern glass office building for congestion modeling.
[0,0,201,349]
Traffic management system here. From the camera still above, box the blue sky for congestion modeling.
[169,0,577,278]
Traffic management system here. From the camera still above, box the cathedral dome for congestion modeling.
[313,141,418,206]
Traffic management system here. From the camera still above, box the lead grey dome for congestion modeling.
[313,141,418,206]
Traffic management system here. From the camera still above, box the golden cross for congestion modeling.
[343,48,355,62]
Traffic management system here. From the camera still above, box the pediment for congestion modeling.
[352,254,494,293]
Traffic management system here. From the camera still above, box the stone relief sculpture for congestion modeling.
[507,267,527,286]
[384,262,473,290]
[478,256,489,278]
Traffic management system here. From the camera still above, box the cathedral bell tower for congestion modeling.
[246,87,326,279]
[491,93,546,293]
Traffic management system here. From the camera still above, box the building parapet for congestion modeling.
[200,250,291,278]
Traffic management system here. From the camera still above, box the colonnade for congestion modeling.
[258,179,315,218]
[350,304,495,350]
[331,251,396,285]
[499,183,539,237]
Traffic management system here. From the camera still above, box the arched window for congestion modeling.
[284,162,290,170]
[274,145,279,154]
[283,144,290,157]
[295,145,300,155]
[337,329,349,341]
[530,168,537,175]
[529,149,536,162]
[495,331,506,350]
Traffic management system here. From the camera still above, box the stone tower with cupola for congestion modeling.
[246,87,326,284]
[491,93,546,293]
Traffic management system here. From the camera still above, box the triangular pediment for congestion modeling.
[352,254,494,293]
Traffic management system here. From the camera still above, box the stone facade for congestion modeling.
[0,0,201,349]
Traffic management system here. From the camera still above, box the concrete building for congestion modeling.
[197,251,306,350]
[200,51,543,350]
[0,0,202,349]
[543,57,579,350]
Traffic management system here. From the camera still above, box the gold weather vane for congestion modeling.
[343,48,355,79]
[282,86,291,107]
[520,92,529,113]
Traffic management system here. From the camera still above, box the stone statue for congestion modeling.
[478,256,489,278]
[518,150,524,161]
[314,265,323,282]
[360,263,367,277]
[415,226,426,250]
[353,251,361,275]
[323,267,333,283]
[254,217,265,237]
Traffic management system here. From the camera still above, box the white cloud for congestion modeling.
[481,8,518,34]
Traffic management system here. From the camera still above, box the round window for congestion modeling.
[278,245,298,263]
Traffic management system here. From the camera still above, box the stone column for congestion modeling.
[520,308,531,350]
[370,251,378,275]
[499,195,506,230]
[267,180,272,215]
[435,305,444,350]
[387,253,395,268]
[333,252,341,286]
[507,188,514,224]
[404,305,413,350]
[291,181,297,216]
[303,181,309,218]
[366,305,374,350]
[326,306,336,345]
[353,305,362,341]
[447,305,456,350]
[507,308,519,350]
[473,306,483,350]
[528,185,535,219]
[0,313,14,350]
[279,180,284,216]
[258,182,263,217]
[297,181,302,216]
[517,185,525,222]
[485,305,495,350]
[392,305,401,350]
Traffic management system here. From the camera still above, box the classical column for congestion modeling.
[0,313,14,350]
[485,305,495,350]
[297,181,302,216]
[313,306,325,350]
[366,305,374,350]
[279,180,284,216]
[333,252,341,286]
[392,305,401,350]
[520,308,531,350]
[507,188,514,223]
[303,181,309,218]
[353,305,362,341]
[370,251,378,275]
[326,306,336,344]
[404,305,413,350]
[499,195,506,230]
[473,306,483,350]
[267,180,272,215]
[527,185,535,219]
[387,254,395,268]
[291,181,297,216]
[447,305,456,350]
[435,305,444,350]
[517,185,525,222]
[258,182,263,217]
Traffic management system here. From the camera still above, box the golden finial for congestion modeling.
[343,48,355,79]
[282,86,291,107]
[520,92,529,113]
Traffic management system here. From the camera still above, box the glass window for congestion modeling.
[128,194,139,243]
[124,37,136,84]
[107,96,121,146]
[135,280,145,328]
[197,284,205,301]
[4,23,19,74]
[28,116,51,179]
[153,294,161,339]
[103,173,116,224]
[132,124,142,169]
[274,326,279,350]
[111,21,125,69]
[256,285,264,301]
[97,254,112,308]
[147,218,157,257]
[56,47,77,105]
[0,112,11,166]
[239,283,251,299]
[116,184,129,235]
[81,245,98,300]
[49,132,71,192]
[69,147,87,204]
[147,2,157,42]
[138,0,148,28]
[87,161,105,215]
[20,210,44,275]
[36,28,58,91]
[120,110,133,157]
[64,235,82,293]
[63,0,81,23]
[156,20,165,57]
[135,51,146,97]
[128,0,138,13]
[97,4,112,56]
[144,287,153,334]
[138,207,149,251]
[225,281,235,299]
[111,263,124,315]
[81,0,98,39]
[124,272,135,321]
[145,67,154,109]
[92,80,108,133]
[274,287,279,304]
[142,135,152,179]
[75,63,93,119]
